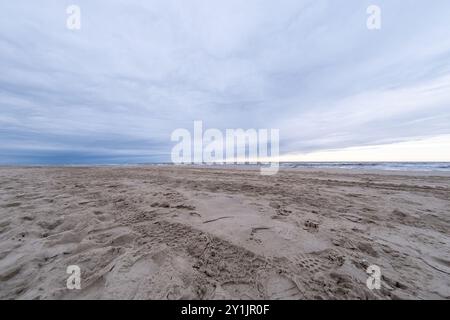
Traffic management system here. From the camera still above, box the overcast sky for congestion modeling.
[1,0,450,164]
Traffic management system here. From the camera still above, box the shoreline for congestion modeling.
[1,164,450,176]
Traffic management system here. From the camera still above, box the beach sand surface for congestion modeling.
[0,166,449,299]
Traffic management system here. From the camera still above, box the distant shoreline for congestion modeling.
[1,162,450,173]
[1,163,450,177]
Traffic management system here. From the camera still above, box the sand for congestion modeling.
[0,166,449,300]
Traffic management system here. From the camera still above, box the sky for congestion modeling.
[1,0,450,164]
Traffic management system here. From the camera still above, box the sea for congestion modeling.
[185,162,450,172]
[14,162,450,172]
[277,162,450,171]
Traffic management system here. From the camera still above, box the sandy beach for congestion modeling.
[0,166,449,300]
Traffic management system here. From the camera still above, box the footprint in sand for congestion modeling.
[265,274,303,299]
[303,220,319,233]
[290,254,329,273]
